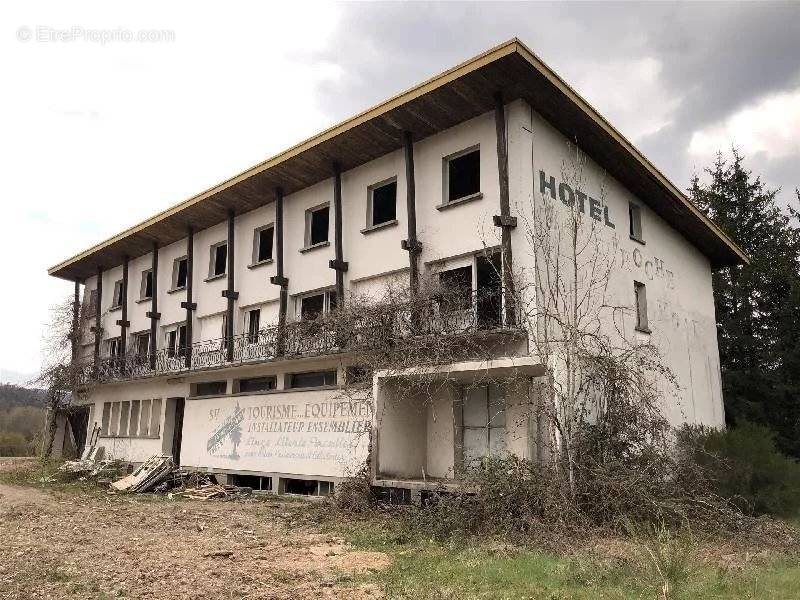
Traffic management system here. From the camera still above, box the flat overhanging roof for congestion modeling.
[48,38,748,282]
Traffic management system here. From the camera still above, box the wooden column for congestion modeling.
[401,131,422,294]
[181,227,197,369]
[71,280,81,364]
[222,210,238,361]
[270,188,289,355]
[93,267,103,369]
[329,163,348,302]
[146,243,161,369]
[116,256,130,359]
[492,92,517,326]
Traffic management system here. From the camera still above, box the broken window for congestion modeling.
[140,269,153,300]
[253,225,274,264]
[369,179,397,227]
[129,400,140,436]
[86,288,99,317]
[139,400,152,437]
[445,147,480,203]
[462,384,506,471]
[282,478,334,496]
[634,281,649,332]
[149,398,161,436]
[195,381,227,396]
[238,376,277,393]
[136,332,150,359]
[305,204,329,246]
[439,266,473,312]
[166,324,187,358]
[300,293,324,321]
[288,370,337,389]
[172,257,188,290]
[107,337,122,358]
[246,308,260,343]
[100,402,111,436]
[111,280,124,309]
[629,202,644,243]
[209,242,227,278]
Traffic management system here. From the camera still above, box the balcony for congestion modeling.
[76,291,523,386]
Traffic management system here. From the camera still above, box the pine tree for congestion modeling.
[690,151,800,457]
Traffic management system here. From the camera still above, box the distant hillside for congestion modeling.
[0,384,45,456]
[0,383,45,409]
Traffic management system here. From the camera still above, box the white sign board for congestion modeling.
[180,389,371,478]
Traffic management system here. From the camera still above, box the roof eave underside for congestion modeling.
[48,40,747,282]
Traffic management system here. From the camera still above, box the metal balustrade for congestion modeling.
[76,291,520,386]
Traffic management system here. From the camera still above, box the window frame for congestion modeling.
[171,256,188,291]
[251,224,275,266]
[208,241,228,279]
[287,370,337,389]
[246,308,261,343]
[165,323,188,357]
[135,331,151,359]
[365,177,398,230]
[110,279,124,310]
[634,280,650,333]
[99,398,160,438]
[107,336,122,358]
[442,145,481,205]
[629,202,644,244]
[140,269,153,301]
[303,203,330,249]
[297,288,337,321]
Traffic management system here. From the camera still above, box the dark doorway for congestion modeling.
[68,407,90,457]
[171,397,185,465]
[476,252,503,329]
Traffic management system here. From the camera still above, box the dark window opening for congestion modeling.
[108,337,122,358]
[629,203,643,242]
[247,309,261,343]
[308,206,329,246]
[112,280,124,308]
[257,226,274,262]
[439,266,473,312]
[231,474,272,491]
[136,333,150,359]
[300,294,325,321]
[476,253,503,329]
[213,243,228,277]
[373,486,412,505]
[634,281,649,332]
[283,478,334,496]
[142,270,153,299]
[195,381,227,396]
[167,325,187,358]
[87,289,99,317]
[288,370,337,389]
[447,149,480,202]
[371,180,397,226]
[238,376,277,393]
[175,258,188,289]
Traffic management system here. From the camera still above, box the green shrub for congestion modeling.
[687,422,800,517]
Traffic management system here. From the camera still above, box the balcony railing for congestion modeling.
[76,291,521,385]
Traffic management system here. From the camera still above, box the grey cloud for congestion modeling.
[309,1,800,202]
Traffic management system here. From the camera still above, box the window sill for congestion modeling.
[135,297,152,304]
[630,235,646,246]
[361,219,398,234]
[635,326,652,335]
[167,286,186,295]
[436,192,483,211]
[299,241,330,254]
[204,273,226,283]
[109,305,121,312]
[248,258,274,270]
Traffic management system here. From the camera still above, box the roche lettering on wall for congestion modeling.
[539,170,615,228]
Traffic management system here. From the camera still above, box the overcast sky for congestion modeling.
[1,1,799,383]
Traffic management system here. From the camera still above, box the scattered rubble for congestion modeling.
[111,455,175,492]
[172,483,252,501]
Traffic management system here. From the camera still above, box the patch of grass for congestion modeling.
[336,517,800,599]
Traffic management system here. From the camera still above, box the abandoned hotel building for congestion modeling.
[48,39,747,498]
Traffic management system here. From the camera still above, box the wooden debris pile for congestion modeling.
[111,455,175,493]
[172,483,251,501]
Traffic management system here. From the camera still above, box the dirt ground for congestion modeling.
[0,463,390,599]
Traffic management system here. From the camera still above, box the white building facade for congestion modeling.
[49,40,746,497]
